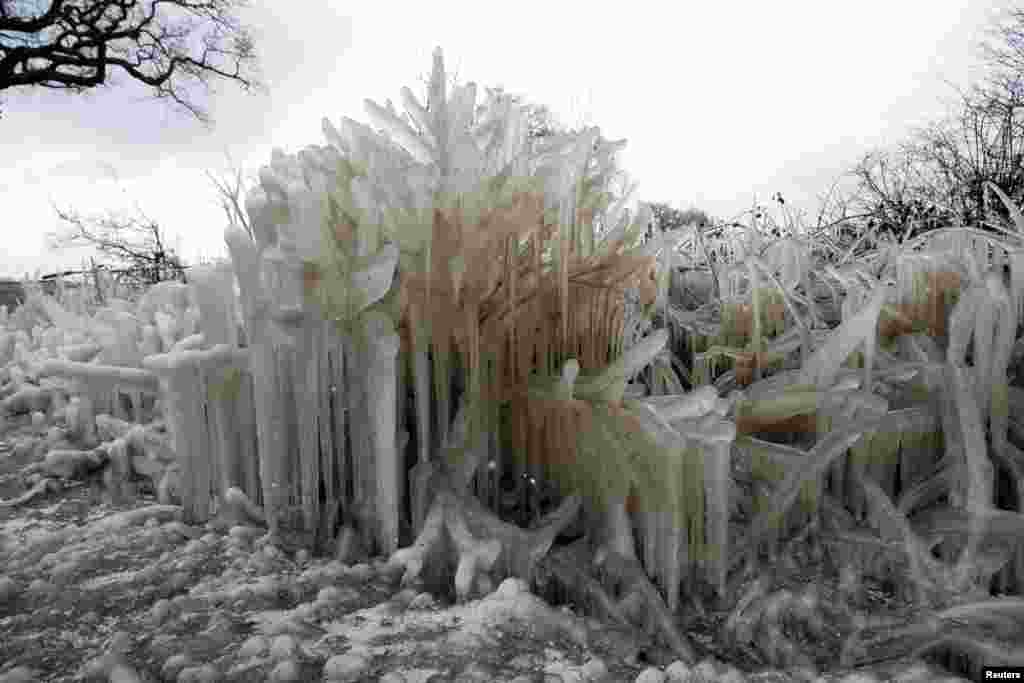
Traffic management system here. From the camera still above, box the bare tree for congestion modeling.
[827,7,1024,240]
[840,103,1017,244]
[0,0,267,126]
[844,149,924,234]
[47,195,187,286]
[902,84,1024,227]
[976,5,1024,103]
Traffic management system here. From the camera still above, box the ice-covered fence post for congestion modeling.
[143,352,210,523]
[143,345,252,523]
[271,303,329,542]
[362,311,402,555]
[200,346,254,503]
[225,225,289,542]
[189,262,253,503]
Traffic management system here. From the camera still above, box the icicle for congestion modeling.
[1011,249,1024,320]
[328,327,349,534]
[947,285,981,366]
[693,415,735,597]
[345,325,377,552]
[363,311,402,555]
[409,302,432,467]
[973,292,996,419]
[311,320,336,550]
[942,363,995,582]
[297,312,323,535]
[941,363,993,512]
[987,269,1017,465]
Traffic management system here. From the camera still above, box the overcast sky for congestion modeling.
[0,0,1009,278]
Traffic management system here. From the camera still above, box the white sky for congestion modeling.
[0,0,1008,278]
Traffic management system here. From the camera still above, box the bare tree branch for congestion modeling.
[202,146,254,240]
[0,0,267,126]
[46,190,187,286]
